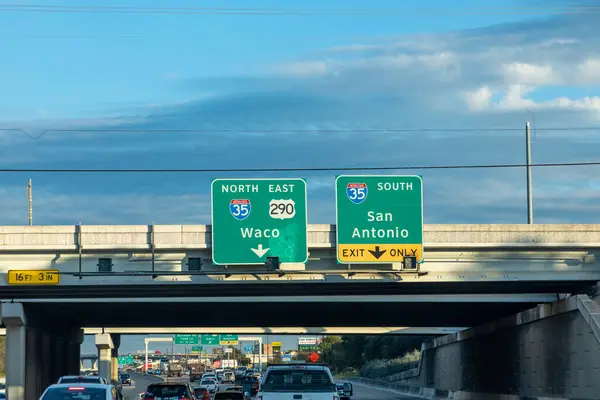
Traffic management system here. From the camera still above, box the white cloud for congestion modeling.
[464,86,493,110]
[269,60,333,77]
[496,84,538,109]
[502,62,557,85]
[260,15,600,117]
[578,58,600,84]
[465,84,600,113]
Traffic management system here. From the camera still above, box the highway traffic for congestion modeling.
[120,372,421,400]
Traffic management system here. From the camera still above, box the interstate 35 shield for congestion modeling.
[229,199,251,220]
[346,183,368,204]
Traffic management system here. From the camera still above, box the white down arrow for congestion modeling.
[251,244,270,257]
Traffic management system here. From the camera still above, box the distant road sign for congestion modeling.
[174,334,199,345]
[298,344,318,351]
[201,334,220,345]
[335,175,424,264]
[219,334,239,345]
[211,178,308,265]
[298,337,317,345]
[309,352,320,363]
[191,346,203,353]
[281,354,292,362]
[118,356,134,365]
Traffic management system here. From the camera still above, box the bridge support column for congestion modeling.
[2,303,27,400]
[111,334,121,383]
[25,327,43,400]
[66,329,84,375]
[95,333,114,384]
[52,333,68,380]
[40,331,54,390]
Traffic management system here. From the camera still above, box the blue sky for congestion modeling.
[1,0,538,120]
[2,1,600,352]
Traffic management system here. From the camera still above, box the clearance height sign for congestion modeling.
[335,175,423,264]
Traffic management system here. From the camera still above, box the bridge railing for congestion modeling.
[1,224,600,251]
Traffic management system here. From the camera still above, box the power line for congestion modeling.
[1,127,600,140]
[1,4,599,16]
[0,161,598,174]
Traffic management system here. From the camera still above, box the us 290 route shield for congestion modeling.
[335,175,424,264]
[211,178,308,265]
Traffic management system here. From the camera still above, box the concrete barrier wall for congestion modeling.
[386,295,600,399]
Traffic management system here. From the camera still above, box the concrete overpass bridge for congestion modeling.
[0,224,597,327]
[0,224,599,400]
[79,354,98,370]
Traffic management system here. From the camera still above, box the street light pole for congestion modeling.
[526,121,533,224]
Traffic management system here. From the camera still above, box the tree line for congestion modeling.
[317,335,435,373]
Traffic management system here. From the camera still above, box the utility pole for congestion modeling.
[526,122,533,224]
[27,179,33,226]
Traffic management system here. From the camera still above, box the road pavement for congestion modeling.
[121,373,236,400]
[121,373,163,400]
[122,373,420,400]
[348,381,425,400]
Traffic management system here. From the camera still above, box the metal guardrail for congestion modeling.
[345,377,426,397]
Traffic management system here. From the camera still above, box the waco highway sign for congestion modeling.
[211,178,308,265]
[335,175,423,264]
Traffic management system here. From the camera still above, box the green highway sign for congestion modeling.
[211,178,308,265]
[298,344,318,351]
[219,334,239,345]
[174,334,199,345]
[201,334,220,345]
[335,175,424,264]
[118,356,134,365]
[191,346,203,352]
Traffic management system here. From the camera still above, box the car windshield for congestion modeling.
[262,369,334,392]
[41,387,106,400]
[120,375,130,379]
[59,378,102,384]
[201,380,215,385]
[146,384,189,398]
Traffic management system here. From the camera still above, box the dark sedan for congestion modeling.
[120,374,132,385]
[336,383,353,400]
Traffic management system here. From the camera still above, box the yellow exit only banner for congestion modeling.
[337,244,422,263]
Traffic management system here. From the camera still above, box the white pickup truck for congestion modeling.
[256,364,338,400]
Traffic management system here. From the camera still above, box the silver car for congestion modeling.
[40,383,123,400]
[221,371,235,383]
[57,376,110,385]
